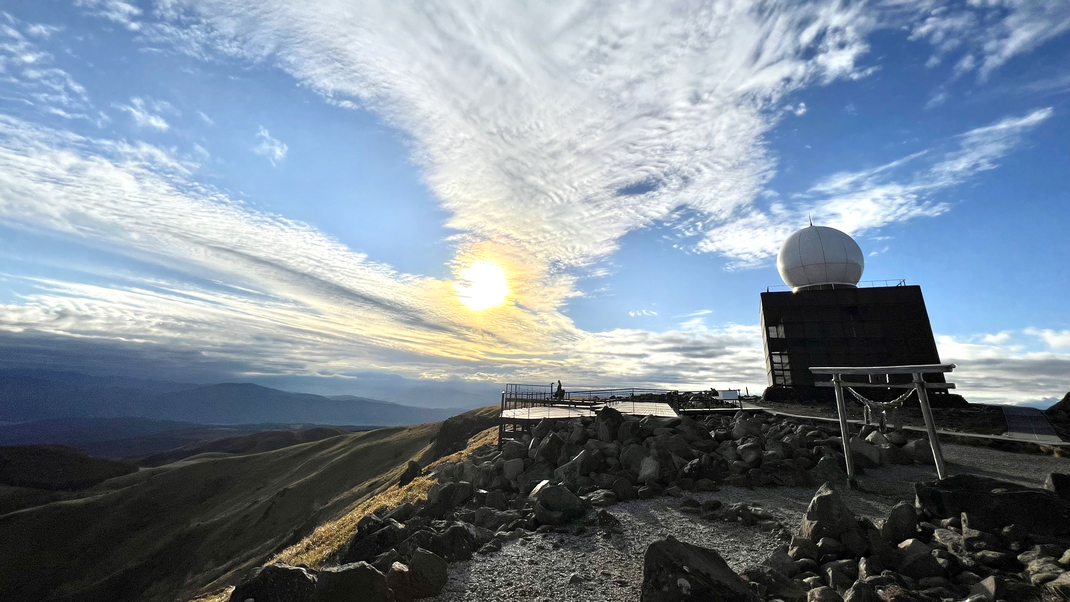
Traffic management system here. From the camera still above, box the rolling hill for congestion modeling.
[135,426,353,467]
[0,407,499,602]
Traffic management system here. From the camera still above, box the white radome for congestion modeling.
[777,225,865,291]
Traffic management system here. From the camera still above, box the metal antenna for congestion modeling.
[809,214,814,227]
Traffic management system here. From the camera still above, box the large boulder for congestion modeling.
[741,565,807,602]
[621,443,649,473]
[501,439,527,461]
[737,441,763,467]
[798,483,862,542]
[877,444,911,466]
[676,415,712,441]
[902,439,934,465]
[848,437,880,469]
[914,474,1070,537]
[229,564,317,602]
[342,519,408,563]
[732,415,764,441]
[502,458,525,482]
[596,406,625,443]
[386,548,448,601]
[398,460,421,488]
[532,483,585,525]
[880,502,917,544]
[1045,472,1070,502]
[427,522,482,561]
[641,536,758,602]
[316,562,390,602]
[515,461,554,493]
[637,456,661,484]
[535,432,565,464]
[554,449,601,485]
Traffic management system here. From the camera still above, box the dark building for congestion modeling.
[760,284,945,401]
[761,224,945,402]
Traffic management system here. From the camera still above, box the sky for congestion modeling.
[0,0,1068,408]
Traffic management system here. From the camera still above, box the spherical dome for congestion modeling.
[777,225,865,291]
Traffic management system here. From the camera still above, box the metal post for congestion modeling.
[913,372,948,480]
[498,391,505,448]
[832,374,858,489]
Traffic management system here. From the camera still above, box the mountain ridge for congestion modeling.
[0,371,469,427]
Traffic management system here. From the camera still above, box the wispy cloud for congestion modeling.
[904,0,1070,80]
[253,125,287,165]
[0,16,91,119]
[151,0,880,284]
[73,0,142,31]
[113,96,172,131]
[695,107,1052,267]
[0,115,772,392]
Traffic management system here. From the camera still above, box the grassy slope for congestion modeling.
[188,414,501,602]
[135,426,353,467]
[0,422,437,602]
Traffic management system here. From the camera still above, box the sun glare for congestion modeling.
[454,260,508,310]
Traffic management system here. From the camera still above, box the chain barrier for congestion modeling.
[846,386,914,432]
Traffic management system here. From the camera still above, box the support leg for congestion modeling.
[914,373,948,480]
[832,374,858,489]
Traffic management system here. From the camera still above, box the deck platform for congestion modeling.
[500,399,678,422]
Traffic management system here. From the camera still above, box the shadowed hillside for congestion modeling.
[0,445,137,490]
[0,407,498,602]
[136,426,353,467]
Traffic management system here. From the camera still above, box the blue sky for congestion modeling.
[0,0,1068,407]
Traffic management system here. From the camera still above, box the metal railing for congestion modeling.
[497,384,745,443]
[765,279,906,293]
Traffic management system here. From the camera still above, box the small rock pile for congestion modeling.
[225,408,963,602]
[642,475,1070,602]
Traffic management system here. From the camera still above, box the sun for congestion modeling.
[454,260,509,310]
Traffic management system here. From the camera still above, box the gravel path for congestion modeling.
[432,488,791,602]
[431,442,1070,602]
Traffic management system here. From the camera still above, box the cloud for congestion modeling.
[74,0,142,31]
[1025,328,1070,350]
[0,115,773,391]
[148,0,881,282]
[0,17,91,118]
[695,107,1052,267]
[934,330,1070,405]
[0,2,1064,404]
[924,90,949,109]
[197,110,214,125]
[252,125,287,165]
[113,96,171,130]
[905,0,1070,80]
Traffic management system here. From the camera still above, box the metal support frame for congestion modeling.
[812,363,955,486]
[913,372,948,480]
[830,374,858,489]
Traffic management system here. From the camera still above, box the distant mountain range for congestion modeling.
[0,370,464,427]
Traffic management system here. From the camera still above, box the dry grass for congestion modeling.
[271,425,497,568]
[186,425,498,602]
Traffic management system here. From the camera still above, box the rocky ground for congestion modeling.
[433,488,798,602]
[226,408,1070,602]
